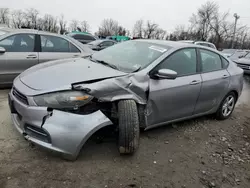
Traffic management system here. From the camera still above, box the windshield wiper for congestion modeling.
[89,55,119,70]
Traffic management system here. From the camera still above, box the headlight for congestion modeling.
[33,91,93,109]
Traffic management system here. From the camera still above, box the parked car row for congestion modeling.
[0,28,95,87]
[3,31,244,160]
[221,49,250,74]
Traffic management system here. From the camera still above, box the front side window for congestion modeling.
[200,49,222,72]
[91,41,168,72]
[0,34,35,52]
[156,48,197,76]
[41,35,79,53]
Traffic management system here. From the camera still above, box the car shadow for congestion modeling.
[76,114,215,161]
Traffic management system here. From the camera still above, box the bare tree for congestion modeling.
[11,10,24,28]
[117,26,126,36]
[209,12,232,48]
[41,14,58,33]
[80,20,90,32]
[97,18,119,36]
[59,14,67,34]
[132,19,144,38]
[189,1,218,40]
[0,8,10,26]
[126,30,131,37]
[24,8,39,28]
[154,28,166,39]
[143,20,158,39]
[70,19,79,31]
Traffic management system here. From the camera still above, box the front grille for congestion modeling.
[24,124,51,143]
[12,87,28,105]
[237,63,250,70]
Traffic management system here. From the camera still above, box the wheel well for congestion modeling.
[230,90,239,101]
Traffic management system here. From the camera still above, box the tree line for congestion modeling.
[0,1,249,49]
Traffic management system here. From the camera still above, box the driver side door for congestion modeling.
[147,48,202,127]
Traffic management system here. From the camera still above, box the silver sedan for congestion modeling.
[8,40,244,160]
[0,28,93,87]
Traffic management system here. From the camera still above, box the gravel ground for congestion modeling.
[0,76,250,188]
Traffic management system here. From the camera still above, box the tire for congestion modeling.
[215,92,237,120]
[118,100,140,154]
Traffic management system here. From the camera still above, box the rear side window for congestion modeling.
[101,41,114,47]
[221,57,229,68]
[73,34,95,41]
[41,35,80,53]
[200,49,222,72]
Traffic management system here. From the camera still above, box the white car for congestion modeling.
[178,40,217,50]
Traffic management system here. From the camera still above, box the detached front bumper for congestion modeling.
[8,87,112,159]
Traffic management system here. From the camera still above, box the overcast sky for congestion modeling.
[2,0,250,34]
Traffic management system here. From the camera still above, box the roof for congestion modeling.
[136,39,198,48]
[71,31,90,34]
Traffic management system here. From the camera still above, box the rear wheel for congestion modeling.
[216,92,236,120]
[117,100,140,154]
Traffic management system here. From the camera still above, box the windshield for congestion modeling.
[222,49,236,54]
[245,52,250,58]
[91,40,168,72]
[231,51,248,58]
[64,35,93,53]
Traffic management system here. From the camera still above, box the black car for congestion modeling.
[87,39,117,51]
[67,32,98,44]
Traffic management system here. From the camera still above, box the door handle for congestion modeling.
[222,75,229,79]
[189,80,201,85]
[73,54,80,57]
[26,54,37,59]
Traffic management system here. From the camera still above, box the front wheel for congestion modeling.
[117,100,140,154]
[216,92,236,120]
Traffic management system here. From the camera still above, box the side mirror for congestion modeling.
[0,47,6,53]
[153,69,177,79]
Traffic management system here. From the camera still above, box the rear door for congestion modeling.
[38,35,81,63]
[0,33,38,84]
[194,48,230,114]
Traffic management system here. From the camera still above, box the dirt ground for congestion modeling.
[0,76,250,188]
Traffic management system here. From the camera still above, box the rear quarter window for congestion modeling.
[221,57,229,68]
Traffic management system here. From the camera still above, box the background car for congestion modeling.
[0,28,93,87]
[67,31,98,44]
[227,49,249,61]
[233,52,250,74]
[87,39,117,51]
[221,49,237,57]
[179,40,217,49]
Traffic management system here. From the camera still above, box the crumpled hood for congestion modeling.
[235,58,250,65]
[19,58,127,91]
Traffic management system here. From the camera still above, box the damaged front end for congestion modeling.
[9,72,150,160]
[72,73,150,127]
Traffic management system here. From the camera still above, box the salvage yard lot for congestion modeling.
[1,76,250,188]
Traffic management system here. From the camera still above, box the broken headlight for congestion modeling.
[33,91,94,109]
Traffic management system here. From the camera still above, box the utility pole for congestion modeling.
[232,13,240,49]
